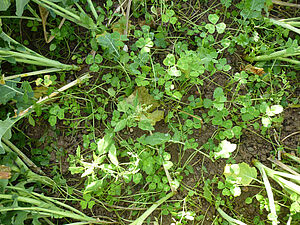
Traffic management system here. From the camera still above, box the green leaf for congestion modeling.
[0,80,21,104]
[146,110,164,125]
[205,23,215,34]
[163,160,173,170]
[221,0,232,8]
[108,144,118,166]
[163,54,176,66]
[48,115,57,126]
[16,0,29,17]
[0,0,11,11]
[224,162,257,186]
[144,132,171,145]
[266,105,283,117]
[97,32,125,57]
[0,116,17,154]
[114,119,127,132]
[138,119,154,131]
[167,66,181,77]
[97,133,114,155]
[214,140,237,159]
[238,0,266,19]
[208,14,219,24]
[216,22,226,34]
[133,173,143,184]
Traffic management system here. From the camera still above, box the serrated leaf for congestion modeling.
[97,32,125,57]
[239,0,266,19]
[224,162,257,186]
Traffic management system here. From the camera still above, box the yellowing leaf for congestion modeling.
[126,86,160,112]
[0,165,11,179]
[146,110,164,125]
[34,86,48,99]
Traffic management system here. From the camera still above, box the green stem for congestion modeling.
[129,192,174,225]
[3,68,63,81]
[2,138,44,175]
[33,0,81,21]
[244,47,300,62]
[0,50,79,70]
[87,0,99,21]
[0,16,42,21]
[277,57,300,65]
[0,206,98,222]
[253,160,278,225]
[267,18,300,35]
[217,207,247,225]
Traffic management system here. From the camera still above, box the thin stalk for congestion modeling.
[277,57,300,65]
[17,73,91,117]
[283,153,300,164]
[254,160,278,225]
[217,207,247,225]
[272,0,300,8]
[0,207,98,222]
[2,138,45,175]
[129,192,174,225]
[33,0,81,21]
[0,50,79,70]
[6,186,86,217]
[3,68,63,81]
[244,47,300,62]
[87,0,98,21]
[0,31,43,57]
[267,18,300,35]
[0,16,42,21]
[280,17,300,22]
[2,143,56,187]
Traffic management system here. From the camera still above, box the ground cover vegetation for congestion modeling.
[0,0,299,224]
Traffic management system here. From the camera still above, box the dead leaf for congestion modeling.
[0,75,5,84]
[0,165,11,179]
[126,87,160,112]
[244,64,265,76]
[112,16,131,35]
[146,110,164,125]
[34,86,48,99]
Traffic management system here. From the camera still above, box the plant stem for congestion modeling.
[2,138,45,175]
[244,47,300,62]
[217,207,247,225]
[254,160,278,225]
[129,192,174,225]
[87,0,99,21]
[3,68,63,81]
